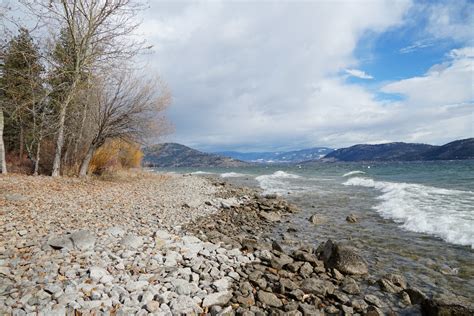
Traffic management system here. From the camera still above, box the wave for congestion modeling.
[344,177,474,248]
[255,171,304,195]
[342,170,366,177]
[220,172,247,178]
[190,171,214,175]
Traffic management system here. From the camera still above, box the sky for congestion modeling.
[15,0,474,152]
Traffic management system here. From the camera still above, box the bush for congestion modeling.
[89,139,143,175]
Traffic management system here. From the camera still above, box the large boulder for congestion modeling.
[320,240,368,275]
[421,294,474,316]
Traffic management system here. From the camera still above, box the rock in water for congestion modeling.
[321,240,368,275]
[421,294,474,316]
[346,214,358,223]
[309,214,327,225]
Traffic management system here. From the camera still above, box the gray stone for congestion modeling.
[321,240,368,275]
[89,266,108,282]
[145,301,160,312]
[213,277,231,291]
[301,278,335,296]
[47,236,73,250]
[70,230,96,251]
[120,235,144,249]
[366,306,383,316]
[170,295,202,314]
[257,290,282,308]
[346,214,358,223]
[309,214,327,225]
[106,226,126,237]
[259,211,281,222]
[404,287,428,305]
[364,294,384,308]
[341,277,360,295]
[421,293,474,316]
[202,291,232,307]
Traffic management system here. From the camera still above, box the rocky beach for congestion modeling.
[1,172,473,316]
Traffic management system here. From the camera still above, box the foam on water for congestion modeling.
[190,171,214,175]
[342,170,366,177]
[220,172,247,178]
[344,177,474,248]
[255,171,306,195]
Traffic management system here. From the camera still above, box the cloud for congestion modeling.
[138,1,471,151]
[345,69,374,79]
[382,48,473,107]
[399,40,433,54]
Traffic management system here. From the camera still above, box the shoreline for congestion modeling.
[0,173,472,315]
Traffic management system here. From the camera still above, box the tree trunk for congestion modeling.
[79,145,95,177]
[19,124,24,161]
[0,110,7,174]
[51,79,79,177]
[33,137,42,176]
[51,104,67,177]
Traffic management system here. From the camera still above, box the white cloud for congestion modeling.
[345,69,374,79]
[138,1,471,150]
[382,49,473,107]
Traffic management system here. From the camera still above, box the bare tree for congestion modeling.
[78,73,171,176]
[20,0,147,176]
[0,110,6,174]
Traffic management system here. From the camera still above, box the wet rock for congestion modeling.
[270,252,293,269]
[341,277,360,295]
[257,290,282,308]
[260,211,281,222]
[299,303,323,315]
[321,240,368,275]
[366,305,384,316]
[309,214,326,225]
[421,294,474,316]
[346,214,358,223]
[301,278,334,296]
[383,273,407,289]
[404,287,428,305]
[378,278,402,293]
[364,294,384,308]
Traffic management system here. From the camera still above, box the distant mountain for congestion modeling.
[322,138,474,162]
[217,147,333,163]
[143,143,248,168]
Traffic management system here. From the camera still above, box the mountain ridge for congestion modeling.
[322,138,474,162]
[216,147,333,163]
[143,143,248,168]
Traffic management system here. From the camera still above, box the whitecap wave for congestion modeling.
[344,177,474,248]
[190,171,214,175]
[255,171,304,195]
[342,170,366,177]
[220,172,247,178]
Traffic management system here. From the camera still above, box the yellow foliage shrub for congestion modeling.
[89,139,143,175]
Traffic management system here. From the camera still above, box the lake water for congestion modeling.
[154,160,474,299]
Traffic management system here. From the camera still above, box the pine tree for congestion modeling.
[0,28,45,170]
